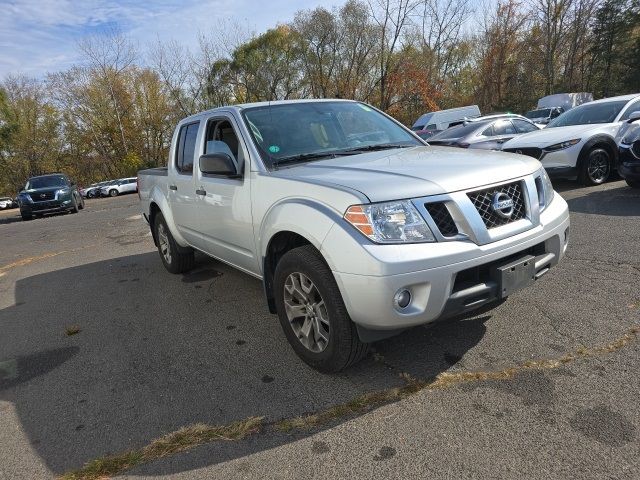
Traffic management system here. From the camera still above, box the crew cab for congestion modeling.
[138,99,570,372]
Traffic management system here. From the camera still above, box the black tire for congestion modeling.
[70,196,79,213]
[78,197,85,210]
[625,179,640,189]
[21,212,32,221]
[153,212,194,274]
[579,148,611,186]
[273,245,369,372]
[109,189,118,197]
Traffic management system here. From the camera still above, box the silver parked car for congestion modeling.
[428,115,540,150]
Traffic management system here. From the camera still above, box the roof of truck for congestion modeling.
[182,99,359,122]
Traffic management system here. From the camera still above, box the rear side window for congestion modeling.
[175,122,200,174]
[492,119,516,135]
[513,119,538,133]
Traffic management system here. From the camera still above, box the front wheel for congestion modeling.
[625,179,640,189]
[153,212,194,274]
[109,189,118,197]
[579,148,611,186]
[21,212,32,221]
[273,245,369,372]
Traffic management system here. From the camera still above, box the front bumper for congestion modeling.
[618,144,640,181]
[21,199,73,214]
[325,194,570,330]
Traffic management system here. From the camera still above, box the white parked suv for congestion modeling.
[100,177,138,197]
[138,99,569,372]
[503,94,640,185]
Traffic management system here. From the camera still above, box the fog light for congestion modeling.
[393,289,411,309]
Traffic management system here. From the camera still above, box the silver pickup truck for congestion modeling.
[138,99,570,372]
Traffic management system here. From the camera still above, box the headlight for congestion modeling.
[56,188,70,196]
[344,200,435,243]
[544,138,581,152]
[621,126,640,145]
[537,168,554,211]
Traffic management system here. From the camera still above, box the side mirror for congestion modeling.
[627,111,640,124]
[199,153,238,176]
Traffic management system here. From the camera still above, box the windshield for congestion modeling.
[525,109,551,119]
[25,175,68,190]
[547,101,627,128]
[242,102,421,168]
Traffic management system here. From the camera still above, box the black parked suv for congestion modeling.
[17,173,85,220]
[617,112,640,189]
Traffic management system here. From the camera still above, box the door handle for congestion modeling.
[196,189,206,196]
[169,185,177,191]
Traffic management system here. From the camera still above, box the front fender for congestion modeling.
[578,134,618,166]
[148,185,190,248]
[258,198,344,273]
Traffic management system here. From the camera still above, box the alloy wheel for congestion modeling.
[587,151,610,184]
[283,272,330,353]
[157,223,171,264]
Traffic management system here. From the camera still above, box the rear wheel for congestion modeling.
[109,189,118,197]
[273,245,369,372]
[153,212,194,274]
[579,148,611,186]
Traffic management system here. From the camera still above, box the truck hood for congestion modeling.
[270,146,541,202]
[503,123,619,148]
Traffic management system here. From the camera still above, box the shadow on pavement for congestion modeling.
[564,184,640,216]
[0,252,489,475]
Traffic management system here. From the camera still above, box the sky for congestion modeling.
[0,0,339,78]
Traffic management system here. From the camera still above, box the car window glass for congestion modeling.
[426,124,437,130]
[620,100,640,121]
[481,125,495,136]
[513,119,538,133]
[492,119,516,135]
[204,118,244,173]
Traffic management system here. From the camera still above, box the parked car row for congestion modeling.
[413,93,640,187]
[80,177,138,198]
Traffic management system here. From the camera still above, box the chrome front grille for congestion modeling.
[29,191,55,202]
[467,181,526,229]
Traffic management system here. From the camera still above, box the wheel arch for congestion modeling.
[259,199,343,313]
[577,134,618,171]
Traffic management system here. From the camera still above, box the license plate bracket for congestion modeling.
[491,255,536,299]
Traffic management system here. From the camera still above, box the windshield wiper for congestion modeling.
[339,143,415,154]
[272,151,353,168]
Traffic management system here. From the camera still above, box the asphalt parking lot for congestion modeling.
[0,182,639,480]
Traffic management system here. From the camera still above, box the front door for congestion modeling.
[194,115,258,275]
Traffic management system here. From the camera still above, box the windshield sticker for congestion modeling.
[268,145,280,154]
[358,104,373,112]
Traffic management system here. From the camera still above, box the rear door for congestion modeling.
[194,114,258,275]
[168,120,202,247]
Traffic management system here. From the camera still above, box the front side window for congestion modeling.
[175,122,199,174]
[548,101,628,127]
[242,102,421,168]
[620,99,640,121]
[204,118,243,170]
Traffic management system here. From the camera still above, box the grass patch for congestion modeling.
[60,417,263,480]
[65,326,81,336]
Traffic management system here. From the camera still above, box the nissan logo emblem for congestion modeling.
[491,192,514,219]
